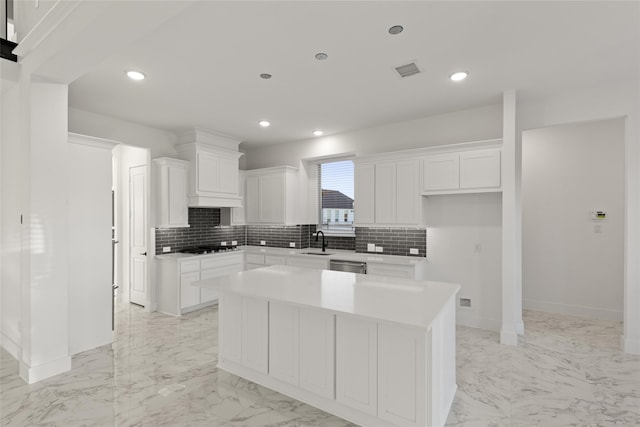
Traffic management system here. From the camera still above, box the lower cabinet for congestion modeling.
[241,297,269,373]
[368,262,416,279]
[269,302,300,385]
[336,315,378,415]
[299,307,335,399]
[157,252,244,316]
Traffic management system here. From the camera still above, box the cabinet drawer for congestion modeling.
[179,259,200,273]
[367,263,415,279]
[246,253,265,265]
[201,253,244,269]
[246,263,264,270]
[265,255,286,266]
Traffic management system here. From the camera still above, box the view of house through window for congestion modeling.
[318,160,354,231]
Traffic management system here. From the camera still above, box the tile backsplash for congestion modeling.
[155,209,425,257]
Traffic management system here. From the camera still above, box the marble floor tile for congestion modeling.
[1,305,639,426]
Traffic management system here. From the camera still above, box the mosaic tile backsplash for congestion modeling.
[155,209,426,257]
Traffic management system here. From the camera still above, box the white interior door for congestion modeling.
[130,165,148,306]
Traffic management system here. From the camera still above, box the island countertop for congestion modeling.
[193,265,460,330]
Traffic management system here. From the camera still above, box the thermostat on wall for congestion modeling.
[592,210,607,220]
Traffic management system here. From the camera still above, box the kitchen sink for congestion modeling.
[301,252,333,256]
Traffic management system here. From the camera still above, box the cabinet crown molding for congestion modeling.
[354,138,502,163]
[244,165,299,175]
[68,132,119,150]
[178,128,243,151]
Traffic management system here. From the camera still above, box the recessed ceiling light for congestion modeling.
[388,25,404,35]
[260,73,272,79]
[126,70,145,81]
[449,71,468,82]
[315,52,328,60]
[313,130,324,137]
[259,120,271,127]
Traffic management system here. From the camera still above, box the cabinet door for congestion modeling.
[241,297,269,374]
[299,308,335,399]
[422,153,460,191]
[197,152,220,193]
[375,162,397,224]
[395,159,419,224]
[219,292,242,364]
[245,175,260,223]
[459,149,501,189]
[378,323,425,426]
[354,163,375,225]
[260,174,285,223]
[269,302,300,385]
[218,156,238,194]
[180,271,200,309]
[168,165,188,226]
[336,315,378,415]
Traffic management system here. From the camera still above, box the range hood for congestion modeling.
[176,128,244,208]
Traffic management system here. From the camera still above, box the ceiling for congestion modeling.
[68,1,640,148]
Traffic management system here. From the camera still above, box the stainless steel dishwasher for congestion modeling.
[329,259,367,274]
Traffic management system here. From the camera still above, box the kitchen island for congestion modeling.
[193,265,460,427]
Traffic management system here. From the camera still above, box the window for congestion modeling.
[317,159,354,233]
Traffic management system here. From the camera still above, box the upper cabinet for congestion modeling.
[422,147,501,194]
[153,157,190,228]
[175,128,244,208]
[354,159,420,227]
[245,166,299,225]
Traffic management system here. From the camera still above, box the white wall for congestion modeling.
[424,193,503,331]
[1,85,22,359]
[68,139,115,355]
[69,107,178,158]
[243,104,502,169]
[522,119,625,320]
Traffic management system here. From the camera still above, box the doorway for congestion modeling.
[521,118,625,323]
[112,144,150,310]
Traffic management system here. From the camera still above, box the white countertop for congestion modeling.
[156,245,427,265]
[193,265,459,330]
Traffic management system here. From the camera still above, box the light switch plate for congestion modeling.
[163,246,171,253]
[409,248,419,255]
[375,246,383,253]
[260,240,266,246]
[289,242,296,248]
[367,243,376,252]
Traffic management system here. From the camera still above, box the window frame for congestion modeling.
[315,157,356,237]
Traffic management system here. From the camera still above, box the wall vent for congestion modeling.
[395,62,421,78]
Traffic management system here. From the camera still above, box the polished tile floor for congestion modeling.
[1,304,639,426]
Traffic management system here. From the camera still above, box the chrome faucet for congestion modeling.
[314,231,329,252]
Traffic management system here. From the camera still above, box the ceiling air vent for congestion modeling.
[395,62,420,78]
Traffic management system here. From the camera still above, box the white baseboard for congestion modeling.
[523,298,623,321]
[19,355,71,384]
[1,332,21,360]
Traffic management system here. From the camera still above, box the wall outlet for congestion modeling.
[375,246,383,253]
[459,298,472,308]
[367,243,376,252]
[162,246,171,253]
[232,240,238,246]
[473,243,482,253]
[289,242,296,248]
[221,241,227,246]
[409,248,419,255]
[260,240,266,246]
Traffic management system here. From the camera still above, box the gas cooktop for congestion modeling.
[179,245,237,255]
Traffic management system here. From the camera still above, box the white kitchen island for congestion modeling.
[193,265,460,427]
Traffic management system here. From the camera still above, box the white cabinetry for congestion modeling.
[422,148,501,193]
[336,315,377,415]
[157,252,244,316]
[299,308,335,399]
[176,141,243,208]
[245,166,299,225]
[219,292,242,364]
[153,157,189,228]
[241,298,269,373]
[355,159,420,226]
[269,302,300,385]
[286,255,329,270]
[368,262,423,280]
